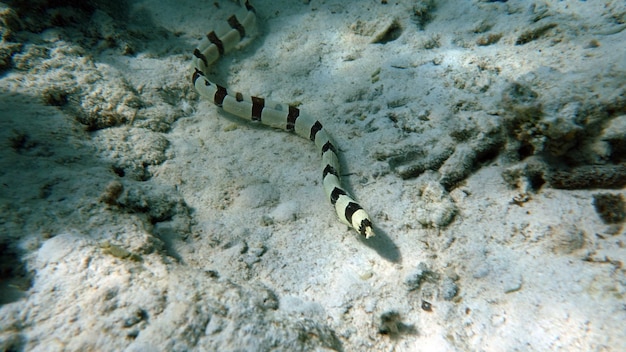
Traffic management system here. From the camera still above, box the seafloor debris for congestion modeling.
[371,19,403,44]
[546,224,585,255]
[100,241,142,262]
[515,23,557,45]
[378,311,416,336]
[548,164,626,190]
[405,262,439,291]
[476,33,502,46]
[412,0,436,30]
[100,180,124,205]
[592,193,625,224]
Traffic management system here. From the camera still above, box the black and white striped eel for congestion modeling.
[191,0,374,239]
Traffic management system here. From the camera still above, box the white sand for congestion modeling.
[1,0,625,350]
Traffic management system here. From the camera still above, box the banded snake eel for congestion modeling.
[192,0,375,238]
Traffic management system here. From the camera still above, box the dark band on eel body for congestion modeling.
[251,96,264,121]
[207,31,224,55]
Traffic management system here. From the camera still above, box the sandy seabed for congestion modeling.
[1,0,625,351]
